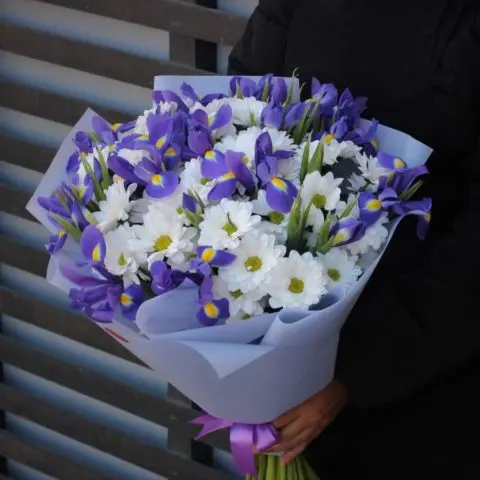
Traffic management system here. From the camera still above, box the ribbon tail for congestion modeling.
[190,414,233,440]
[230,424,257,477]
[254,423,279,453]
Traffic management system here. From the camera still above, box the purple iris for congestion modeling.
[344,120,379,156]
[150,261,188,296]
[311,78,338,115]
[190,246,236,276]
[257,156,298,213]
[133,114,183,168]
[358,188,398,226]
[391,198,432,240]
[197,275,229,326]
[188,123,214,157]
[330,218,367,247]
[190,104,233,133]
[153,89,189,113]
[46,229,68,254]
[180,82,226,106]
[134,158,179,198]
[255,131,293,164]
[81,225,106,264]
[230,76,258,98]
[377,152,407,171]
[92,116,118,147]
[119,284,144,320]
[319,116,350,143]
[334,89,368,128]
[203,150,255,201]
[261,101,284,129]
[73,131,94,153]
[382,165,429,196]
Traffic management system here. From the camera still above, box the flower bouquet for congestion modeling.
[27,74,432,479]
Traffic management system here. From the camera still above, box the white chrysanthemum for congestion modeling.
[93,182,137,233]
[354,152,389,187]
[252,189,289,241]
[324,139,361,166]
[347,213,389,255]
[198,199,261,250]
[134,108,156,136]
[348,173,368,192]
[116,147,150,167]
[228,97,266,127]
[179,157,212,204]
[215,130,257,168]
[264,251,328,309]
[212,276,266,317]
[190,99,236,138]
[301,171,342,230]
[130,208,196,267]
[218,231,286,293]
[104,224,145,286]
[318,248,362,289]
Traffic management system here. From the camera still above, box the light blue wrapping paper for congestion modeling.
[26,77,433,424]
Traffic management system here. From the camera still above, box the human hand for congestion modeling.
[270,378,348,465]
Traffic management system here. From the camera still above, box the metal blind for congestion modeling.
[0,1,257,478]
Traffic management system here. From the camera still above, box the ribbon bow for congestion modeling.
[191,413,278,477]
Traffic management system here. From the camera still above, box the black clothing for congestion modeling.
[229,1,480,478]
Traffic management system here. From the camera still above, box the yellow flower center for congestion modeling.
[242,156,250,165]
[164,147,176,157]
[271,177,287,192]
[332,230,347,246]
[367,199,382,211]
[222,221,237,236]
[58,229,66,238]
[156,136,167,149]
[244,256,263,272]
[394,158,405,169]
[92,244,101,262]
[288,277,305,294]
[370,139,378,149]
[151,174,163,185]
[200,177,211,185]
[204,302,218,318]
[120,293,132,306]
[328,268,341,282]
[154,235,172,251]
[204,150,215,160]
[312,194,327,209]
[268,212,285,225]
[201,248,216,263]
[220,171,236,181]
[176,206,184,215]
[118,253,127,266]
[230,289,243,299]
[323,134,335,144]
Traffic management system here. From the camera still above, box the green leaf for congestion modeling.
[399,180,424,201]
[307,141,324,174]
[315,212,333,253]
[286,195,302,250]
[284,69,299,106]
[293,104,311,143]
[81,155,106,202]
[50,214,82,242]
[299,141,310,183]
[96,148,112,190]
[235,82,244,99]
[299,100,320,140]
[249,110,257,126]
[184,210,201,228]
[339,198,357,219]
[261,79,270,103]
[89,132,101,144]
[188,189,205,212]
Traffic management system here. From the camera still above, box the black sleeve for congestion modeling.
[335,140,480,407]
[228,0,298,75]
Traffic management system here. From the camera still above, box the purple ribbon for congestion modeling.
[191,413,278,477]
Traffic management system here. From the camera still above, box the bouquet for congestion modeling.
[27,74,432,479]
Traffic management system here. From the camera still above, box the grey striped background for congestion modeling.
[0,1,259,478]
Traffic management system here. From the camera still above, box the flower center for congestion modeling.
[328,268,341,282]
[222,221,238,236]
[176,206,184,215]
[244,256,263,272]
[92,244,102,262]
[288,277,305,294]
[312,193,327,209]
[332,230,348,246]
[204,302,218,318]
[366,199,382,211]
[120,293,132,306]
[156,136,167,149]
[118,253,127,267]
[200,177,211,185]
[241,313,252,320]
[151,174,163,186]
[230,289,243,299]
[201,248,216,263]
[323,133,335,144]
[271,177,287,192]
[268,211,285,225]
[154,235,172,251]
[241,156,250,165]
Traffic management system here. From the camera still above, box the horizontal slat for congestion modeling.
[0,288,141,364]
[0,22,210,89]
[0,186,35,222]
[0,335,229,451]
[0,237,48,278]
[0,385,232,480]
[35,0,246,45]
[0,430,111,480]
[0,135,54,173]
[0,81,130,126]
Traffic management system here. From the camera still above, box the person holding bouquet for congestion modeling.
[229,0,480,478]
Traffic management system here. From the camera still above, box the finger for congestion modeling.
[282,444,307,466]
[276,429,312,454]
[273,408,300,429]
